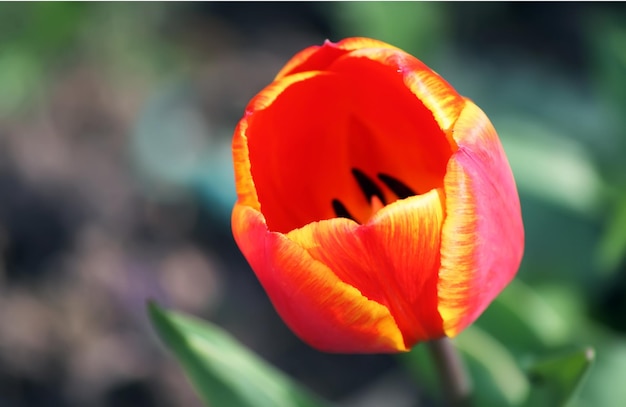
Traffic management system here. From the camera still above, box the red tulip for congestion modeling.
[231,38,524,353]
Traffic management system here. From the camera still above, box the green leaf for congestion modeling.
[148,302,332,407]
[525,346,595,407]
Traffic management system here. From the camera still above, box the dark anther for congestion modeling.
[351,168,386,205]
[332,199,355,221]
[377,173,417,199]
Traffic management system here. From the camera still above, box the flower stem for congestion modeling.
[428,338,473,407]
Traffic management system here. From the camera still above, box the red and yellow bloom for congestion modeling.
[231,38,524,353]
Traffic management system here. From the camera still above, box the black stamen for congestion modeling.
[377,173,417,199]
[332,199,355,221]
[351,168,386,205]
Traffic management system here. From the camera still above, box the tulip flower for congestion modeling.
[231,37,524,353]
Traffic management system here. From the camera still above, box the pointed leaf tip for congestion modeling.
[525,346,595,407]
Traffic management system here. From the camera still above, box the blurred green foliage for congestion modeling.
[0,2,85,115]
[0,3,181,117]
[152,291,594,407]
[327,2,448,59]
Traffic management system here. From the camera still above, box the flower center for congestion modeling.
[332,168,417,223]
[245,59,454,234]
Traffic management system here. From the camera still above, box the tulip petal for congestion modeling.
[232,203,406,353]
[329,47,466,135]
[276,37,400,80]
[335,37,402,51]
[327,54,454,196]
[241,60,454,234]
[363,189,447,344]
[402,63,466,134]
[438,101,524,336]
[232,70,326,213]
[286,189,446,349]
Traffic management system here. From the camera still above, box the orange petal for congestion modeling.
[232,202,406,353]
[329,47,466,136]
[334,37,402,51]
[286,188,446,349]
[362,189,447,345]
[327,53,454,195]
[240,71,357,232]
[275,37,400,80]
[438,101,524,336]
[241,53,455,233]
[232,70,323,212]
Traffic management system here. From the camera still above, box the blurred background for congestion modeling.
[0,2,625,406]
